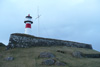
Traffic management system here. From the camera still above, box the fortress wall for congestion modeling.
[8,33,92,49]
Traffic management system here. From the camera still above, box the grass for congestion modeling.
[0,43,5,47]
[0,46,100,67]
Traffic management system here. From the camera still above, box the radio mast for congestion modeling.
[35,6,41,36]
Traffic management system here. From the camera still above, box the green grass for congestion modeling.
[0,46,100,67]
[0,43,5,47]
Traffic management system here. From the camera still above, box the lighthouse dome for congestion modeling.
[26,14,32,18]
[24,14,33,24]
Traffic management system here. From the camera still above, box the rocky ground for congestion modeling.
[0,45,100,67]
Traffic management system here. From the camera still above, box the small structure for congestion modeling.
[24,14,33,34]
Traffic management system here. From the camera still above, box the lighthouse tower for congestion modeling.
[24,14,33,34]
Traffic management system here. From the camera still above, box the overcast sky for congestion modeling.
[0,0,100,51]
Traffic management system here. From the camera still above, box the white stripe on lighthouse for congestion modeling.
[25,28,31,34]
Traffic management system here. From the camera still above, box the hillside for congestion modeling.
[0,42,5,47]
[0,46,100,67]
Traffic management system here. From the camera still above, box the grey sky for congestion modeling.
[0,0,100,51]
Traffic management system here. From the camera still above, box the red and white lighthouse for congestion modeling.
[24,14,33,34]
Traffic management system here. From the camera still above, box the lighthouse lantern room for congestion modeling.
[24,14,33,34]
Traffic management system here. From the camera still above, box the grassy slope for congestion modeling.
[0,46,100,67]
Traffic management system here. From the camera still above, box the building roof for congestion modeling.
[25,14,32,18]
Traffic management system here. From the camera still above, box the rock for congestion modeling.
[5,45,12,50]
[55,61,67,66]
[5,46,10,50]
[84,54,100,58]
[42,59,55,65]
[57,50,66,54]
[39,52,55,58]
[5,56,14,61]
[72,51,83,58]
[73,51,100,58]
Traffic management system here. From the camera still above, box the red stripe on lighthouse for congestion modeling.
[26,23,31,28]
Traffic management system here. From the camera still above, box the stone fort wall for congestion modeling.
[8,33,92,49]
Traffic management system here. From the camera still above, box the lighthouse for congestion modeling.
[24,14,33,34]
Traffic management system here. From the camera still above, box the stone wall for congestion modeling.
[8,33,92,49]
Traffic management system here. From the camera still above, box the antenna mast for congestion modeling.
[35,6,41,36]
